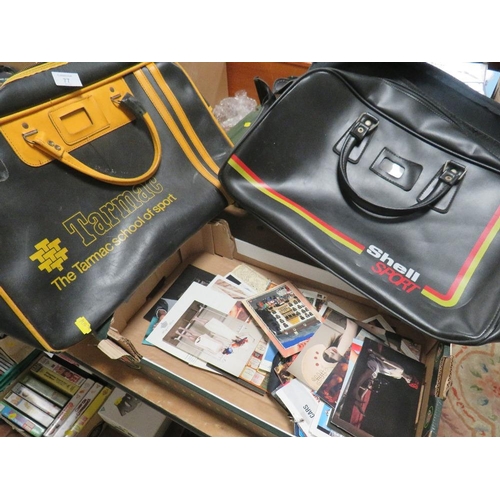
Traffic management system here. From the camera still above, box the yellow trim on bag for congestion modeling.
[1,62,67,85]
[1,64,162,185]
[2,78,132,164]
[0,287,54,352]
[175,63,233,147]
[421,204,500,307]
[0,63,149,126]
[134,68,227,193]
[149,64,219,175]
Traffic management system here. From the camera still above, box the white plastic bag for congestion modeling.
[213,90,257,131]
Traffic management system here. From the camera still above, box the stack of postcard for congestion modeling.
[144,264,284,395]
[144,262,330,395]
[272,304,427,437]
[142,261,426,436]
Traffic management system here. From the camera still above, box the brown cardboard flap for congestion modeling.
[211,219,237,258]
[97,337,141,369]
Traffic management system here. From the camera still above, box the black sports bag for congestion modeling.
[0,62,232,351]
[220,63,500,346]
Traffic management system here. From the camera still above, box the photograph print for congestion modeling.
[142,265,216,344]
[330,338,426,437]
[148,282,269,389]
[287,307,360,392]
[243,281,324,358]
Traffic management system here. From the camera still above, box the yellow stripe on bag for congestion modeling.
[228,155,365,255]
[0,63,149,126]
[1,62,67,85]
[421,204,500,307]
[148,63,223,176]
[0,287,53,352]
[134,69,227,195]
[175,63,233,147]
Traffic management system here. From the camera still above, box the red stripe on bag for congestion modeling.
[229,155,365,254]
[422,204,500,307]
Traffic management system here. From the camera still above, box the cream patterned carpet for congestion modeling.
[438,342,500,437]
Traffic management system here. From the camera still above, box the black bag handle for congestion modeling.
[338,113,467,217]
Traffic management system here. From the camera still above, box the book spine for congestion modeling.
[36,356,87,387]
[30,363,82,396]
[0,401,45,437]
[3,391,54,428]
[10,382,61,418]
[65,386,113,437]
[43,378,95,437]
[0,353,13,373]
[53,381,103,437]
[20,374,70,407]
[0,350,39,393]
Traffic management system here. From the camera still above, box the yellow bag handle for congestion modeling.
[22,93,161,186]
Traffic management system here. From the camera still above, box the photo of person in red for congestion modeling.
[332,338,425,437]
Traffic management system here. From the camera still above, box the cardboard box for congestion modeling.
[98,387,171,437]
[67,220,452,437]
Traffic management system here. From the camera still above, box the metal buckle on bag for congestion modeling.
[350,113,379,143]
[439,161,467,186]
[22,129,38,145]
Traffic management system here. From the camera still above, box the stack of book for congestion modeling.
[0,335,39,392]
[0,354,111,437]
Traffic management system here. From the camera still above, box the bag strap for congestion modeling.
[22,93,161,185]
[338,113,467,217]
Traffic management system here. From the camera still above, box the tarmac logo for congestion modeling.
[29,238,69,273]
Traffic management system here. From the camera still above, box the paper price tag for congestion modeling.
[52,71,83,87]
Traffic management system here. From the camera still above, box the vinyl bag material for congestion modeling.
[220,64,500,346]
[0,62,232,351]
